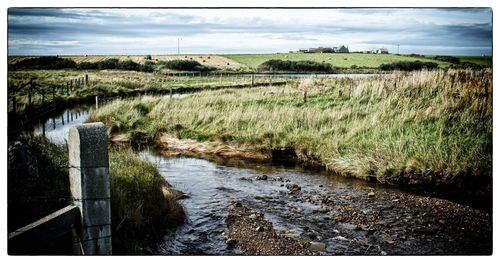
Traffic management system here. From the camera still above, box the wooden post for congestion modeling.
[85,75,89,86]
[68,123,111,255]
[303,88,308,103]
[170,87,173,99]
[67,83,70,96]
[251,74,254,87]
[70,80,73,92]
[484,79,489,98]
[349,81,352,98]
[12,96,16,114]
[29,78,33,108]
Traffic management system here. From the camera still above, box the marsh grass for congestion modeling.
[91,69,492,187]
[8,70,287,113]
[109,147,185,254]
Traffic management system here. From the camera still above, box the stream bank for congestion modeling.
[21,94,493,255]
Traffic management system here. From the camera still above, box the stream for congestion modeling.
[27,101,492,255]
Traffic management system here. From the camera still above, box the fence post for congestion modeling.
[70,80,73,92]
[251,73,254,87]
[67,83,70,96]
[29,78,33,108]
[12,96,16,114]
[303,87,308,103]
[85,75,89,86]
[42,88,45,104]
[68,122,112,255]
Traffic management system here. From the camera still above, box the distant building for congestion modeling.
[333,45,349,53]
[376,48,389,54]
[298,45,349,53]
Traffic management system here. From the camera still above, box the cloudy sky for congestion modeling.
[8,8,492,56]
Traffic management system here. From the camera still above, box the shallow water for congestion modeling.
[32,105,94,146]
[139,150,389,255]
[138,149,491,255]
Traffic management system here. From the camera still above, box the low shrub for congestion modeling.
[117,60,140,71]
[140,61,156,72]
[97,59,119,70]
[258,59,333,72]
[433,56,460,64]
[10,56,76,70]
[76,62,99,70]
[379,60,438,71]
[157,59,205,71]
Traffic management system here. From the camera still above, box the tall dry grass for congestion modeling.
[91,69,492,185]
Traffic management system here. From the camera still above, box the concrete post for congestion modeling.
[68,123,111,255]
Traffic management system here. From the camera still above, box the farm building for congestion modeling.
[376,48,389,54]
[299,45,350,53]
[333,45,349,53]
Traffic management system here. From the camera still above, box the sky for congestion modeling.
[7,8,492,56]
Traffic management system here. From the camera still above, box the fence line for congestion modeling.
[8,74,91,115]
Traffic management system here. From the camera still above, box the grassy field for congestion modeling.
[224,53,452,69]
[9,54,490,74]
[90,69,492,189]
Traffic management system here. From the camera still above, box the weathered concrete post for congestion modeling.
[68,123,112,255]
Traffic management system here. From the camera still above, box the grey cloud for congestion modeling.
[7,8,493,56]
